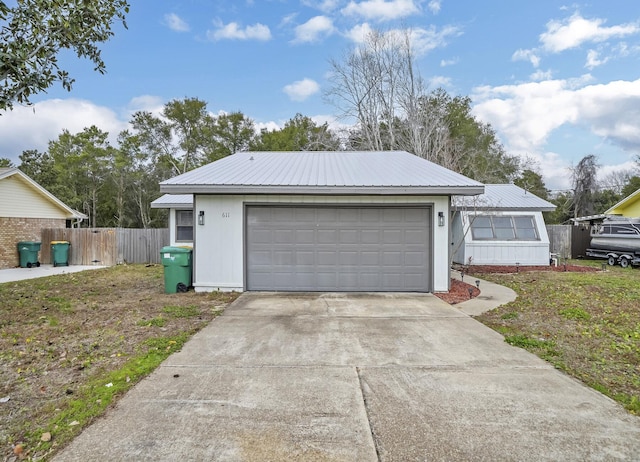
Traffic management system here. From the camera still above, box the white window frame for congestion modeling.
[470,214,539,241]
[175,209,194,242]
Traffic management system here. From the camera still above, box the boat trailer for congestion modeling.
[586,248,640,268]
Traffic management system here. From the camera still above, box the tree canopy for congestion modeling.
[326,29,520,184]
[250,114,340,151]
[0,0,129,110]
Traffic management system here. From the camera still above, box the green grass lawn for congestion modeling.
[471,260,640,414]
[0,264,239,461]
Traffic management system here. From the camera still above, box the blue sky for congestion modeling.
[1,0,640,191]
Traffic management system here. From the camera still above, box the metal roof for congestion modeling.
[453,184,556,211]
[150,194,193,209]
[160,151,484,196]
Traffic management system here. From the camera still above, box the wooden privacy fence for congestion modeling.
[41,228,169,266]
[546,224,592,260]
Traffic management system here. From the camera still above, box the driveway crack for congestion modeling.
[356,366,382,461]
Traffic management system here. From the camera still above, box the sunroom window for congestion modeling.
[470,215,539,241]
[176,210,193,242]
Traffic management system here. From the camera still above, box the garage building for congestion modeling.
[159,151,483,293]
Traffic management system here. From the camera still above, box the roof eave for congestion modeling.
[160,185,484,196]
[455,206,557,212]
[150,202,194,209]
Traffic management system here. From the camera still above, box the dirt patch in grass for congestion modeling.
[0,264,239,461]
[467,260,640,415]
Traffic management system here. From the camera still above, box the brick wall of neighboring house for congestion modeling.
[0,217,66,268]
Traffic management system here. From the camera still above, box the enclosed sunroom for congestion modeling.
[451,184,556,266]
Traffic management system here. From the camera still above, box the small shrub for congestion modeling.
[136,317,166,327]
[559,307,591,321]
[501,311,519,320]
[162,305,199,318]
[505,334,549,349]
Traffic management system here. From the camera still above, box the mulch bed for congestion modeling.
[459,264,599,274]
[435,278,479,305]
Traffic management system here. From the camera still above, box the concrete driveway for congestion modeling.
[55,292,640,461]
[0,264,106,283]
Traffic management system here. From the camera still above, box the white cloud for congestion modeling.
[279,13,298,27]
[529,69,553,81]
[293,16,335,43]
[301,0,340,13]
[345,23,374,43]
[540,13,640,53]
[255,120,281,133]
[472,77,640,156]
[440,57,458,67]
[585,49,609,69]
[342,0,420,22]
[207,21,272,41]
[512,48,541,67]
[283,78,321,102]
[125,95,165,117]
[0,99,128,163]
[344,24,461,55]
[427,0,441,14]
[428,76,452,88]
[163,13,190,32]
[410,25,461,55]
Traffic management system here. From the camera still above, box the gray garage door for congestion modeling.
[246,205,431,292]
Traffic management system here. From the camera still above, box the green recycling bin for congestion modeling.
[160,246,192,293]
[51,241,70,267]
[17,241,41,268]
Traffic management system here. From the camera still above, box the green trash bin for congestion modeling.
[17,241,41,268]
[51,241,70,267]
[160,246,192,294]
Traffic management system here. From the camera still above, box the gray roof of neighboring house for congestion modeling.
[150,194,193,209]
[160,151,484,196]
[453,184,556,212]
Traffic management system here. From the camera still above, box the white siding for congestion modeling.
[0,176,69,219]
[193,194,451,293]
[452,211,551,266]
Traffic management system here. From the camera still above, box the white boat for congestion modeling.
[590,217,640,253]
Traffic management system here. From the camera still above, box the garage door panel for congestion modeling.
[405,251,426,266]
[318,229,337,243]
[339,230,358,244]
[361,230,380,244]
[273,229,294,243]
[295,229,314,244]
[360,251,379,266]
[246,206,431,292]
[317,251,337,265]
[382,251,402,265]
[361,209,381,222]
[273,250,294,265]
[382,229,402,244]
[405,229,427,242]
[382,208,403,222]
[339,251,359,265]
[317,272,337,288]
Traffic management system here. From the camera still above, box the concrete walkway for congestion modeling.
[53,289,640,461]
[0,264,107,283]
[451,271,518,316]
